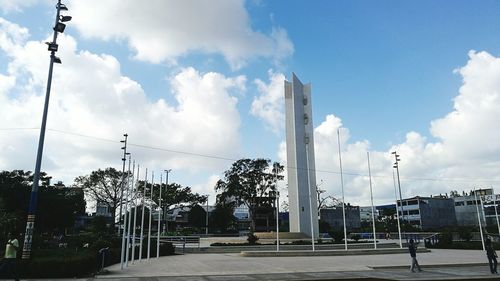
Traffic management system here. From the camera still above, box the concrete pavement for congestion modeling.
[85,249,499,280]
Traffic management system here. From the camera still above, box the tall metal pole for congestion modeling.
[392,169,402,248]
[118,134,129,233]
[367,152,377,249]
[120,155,132,269]
[147,171,154,260]
[131,165,140,264]
[474,188,485,251]
[157,173,163,258]
[139,168,148,262]
[493,188,500,236]
[275,165,280,252]
[164,170,171,233]
[206,195,209,235]
[305,143,315,251]
[125,160,135,266]
[337,129,348,250]
[22,0,68,260]
[392,152,404,225]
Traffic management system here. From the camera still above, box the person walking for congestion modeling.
[485,238,498,274]
[0,232,20,281]
[408,239,422,272]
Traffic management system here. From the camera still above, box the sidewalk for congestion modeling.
[87,249,497,280]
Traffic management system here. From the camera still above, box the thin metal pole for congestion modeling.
[157,173,162,258]
[22,0,64,260]
[392,169,402,248]
[206,195,209,235]
[120,155,132,269]
[147,171,154,260]
[132,165,140,264]
[118,135,128,235]
[164,170,171,233]
[337,129,348,250]
[139,168,148,262]
[305,143,315,251]
[274,165,280,252]
[125,161,135,266]
[474,188,485,251]
[367,152,377,249]
[493,188,500,236]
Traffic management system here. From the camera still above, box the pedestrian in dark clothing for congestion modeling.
[408,239,422,272]
[485,238,498,274]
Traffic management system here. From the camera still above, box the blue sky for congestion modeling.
[2,0,500,207]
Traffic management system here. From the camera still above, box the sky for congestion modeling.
[2,0,500,209]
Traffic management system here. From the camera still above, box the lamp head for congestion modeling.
[54,22,66,33]
[60,15,72,22]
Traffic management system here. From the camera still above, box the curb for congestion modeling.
[240,248,431,257]
[370,262,489,269]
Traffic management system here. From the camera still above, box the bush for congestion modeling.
[328,230,345,243]
[350,234,361,242]
[457,227,473,242]
[247,233,259,245]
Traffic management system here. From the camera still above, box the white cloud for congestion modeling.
[279,51,500,206]
[0,17,245,184]
[0,0,39,13]
[251,70,285,134]
[69,0,293,69]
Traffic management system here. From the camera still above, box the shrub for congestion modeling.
[328,230,345,243]
[247,233,259,245]
[350,234,361,242]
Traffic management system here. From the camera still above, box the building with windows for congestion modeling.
[397,196,456,230]
[452,189,491,227]
[320,205,361,231]
[360,206,379,222]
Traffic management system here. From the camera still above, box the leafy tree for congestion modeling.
[215,158,284,232]
[188,204,207,228]
[75,167,125,225]
[209,203,236,233]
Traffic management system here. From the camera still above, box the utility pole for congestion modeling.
[118,134,129,234]
[22,0,71,260]
[392,151,404,224]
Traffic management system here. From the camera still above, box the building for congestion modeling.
[397,196,456,230]
[320,205,361,231]
[360,206,379,222]
[452,189,491,227]
[284,73,319,238]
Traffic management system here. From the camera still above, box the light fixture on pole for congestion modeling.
[22,0,71,260]
[118,134,129,234]
[392,151,404,224]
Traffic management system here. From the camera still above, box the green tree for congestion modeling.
[209,203,236,233]
[188,204,207,228]
[75,167,125,225]
[215,158,284,232]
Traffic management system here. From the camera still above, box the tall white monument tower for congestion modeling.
[284,73,319,238]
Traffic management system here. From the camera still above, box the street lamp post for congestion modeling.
[205,195,209,235]
[392,151,405,224]
[22,0,71,260]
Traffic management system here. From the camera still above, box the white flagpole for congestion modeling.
[367,152,376,249]
[120,155,132,270]
[474,188,485,251]
[337,129,348,250]
[392,169,402,248]
[305,143,315,251]
[131,165,140,264]
[157,173,163,258]
[274,164,280,252]
[125,160,135,266]
[493,188,500,236]
[147,171,154,260]
[139,168,148,262]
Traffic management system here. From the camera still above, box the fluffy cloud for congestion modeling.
[69,0,293,69]
[0,17,245,183]
[0,0,40,13]
[251,70,285,134]
[279,51,500,206]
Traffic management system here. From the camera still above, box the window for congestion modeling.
[408,210,420,215]
[455,201,465,206]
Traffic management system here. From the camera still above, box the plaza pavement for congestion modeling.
[84,248,499,280]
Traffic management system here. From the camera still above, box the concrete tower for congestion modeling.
[284,73,319,238]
